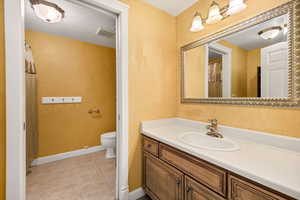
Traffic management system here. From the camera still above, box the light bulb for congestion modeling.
[226,0,247,16]
[206,2,223,24]
[190,13,204,32]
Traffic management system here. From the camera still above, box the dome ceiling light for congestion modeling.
[190,0,247,32]
[258,26,283,40]
[30,0,65,23]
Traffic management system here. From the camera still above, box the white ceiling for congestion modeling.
[222,14,288,51]
[143,0,198,16]
[25,0,116,48]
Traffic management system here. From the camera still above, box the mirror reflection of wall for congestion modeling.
[183,13,289,99]
[184,46,206,99]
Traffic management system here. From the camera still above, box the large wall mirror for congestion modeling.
[181,1,300,107]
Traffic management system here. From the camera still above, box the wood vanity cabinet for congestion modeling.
[142,136,295,200]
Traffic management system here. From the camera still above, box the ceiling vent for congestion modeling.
[96,26,115,38]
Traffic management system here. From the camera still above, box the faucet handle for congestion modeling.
[208,119,218,125]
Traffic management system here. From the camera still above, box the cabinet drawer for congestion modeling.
[185,176,226,200]
[159,144,227,196]
[143,136,159,156]
[228,174,294,200]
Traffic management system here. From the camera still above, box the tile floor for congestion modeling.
[26,151,116,200]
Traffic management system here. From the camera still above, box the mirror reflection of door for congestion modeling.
[261,42,288,97]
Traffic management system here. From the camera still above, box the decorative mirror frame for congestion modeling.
[181,0,300,107]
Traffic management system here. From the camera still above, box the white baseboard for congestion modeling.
[129,187,145,200]
[32,145,105,166]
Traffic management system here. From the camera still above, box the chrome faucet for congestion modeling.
[206,119,223,138]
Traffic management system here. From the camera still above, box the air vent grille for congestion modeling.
[96,26,115,38]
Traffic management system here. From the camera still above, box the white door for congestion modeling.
[261,42,288,97]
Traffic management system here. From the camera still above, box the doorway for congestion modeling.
[4,0,129,199]
[205,43,232,98]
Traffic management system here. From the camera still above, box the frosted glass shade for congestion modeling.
[190,14,204,32]
[226,0,247,16]
[31,0,64,23]
[206,2,223,24]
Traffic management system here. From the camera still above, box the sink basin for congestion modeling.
[178,132,239,151]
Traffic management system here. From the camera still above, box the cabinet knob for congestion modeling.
[147,144,152,148]
[176,179,181,185]
[186,186,192,193]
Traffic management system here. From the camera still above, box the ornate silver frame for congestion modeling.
[181,0,300,107]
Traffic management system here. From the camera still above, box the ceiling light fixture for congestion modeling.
[206,1,223,24]
[190,0,248,32]
[226,0,247,16]
[258,26,282,40]
[30,0,65,23]
[190,12,204,32]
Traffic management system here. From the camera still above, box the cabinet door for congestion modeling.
[185,176,226,200]
[144,152,184,200]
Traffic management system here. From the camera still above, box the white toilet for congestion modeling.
[101,131,116,159]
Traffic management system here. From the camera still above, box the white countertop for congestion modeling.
[141,118,300,199]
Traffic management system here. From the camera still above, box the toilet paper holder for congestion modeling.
[88,108,100,114]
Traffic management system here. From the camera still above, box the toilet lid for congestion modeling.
[102,131,116,139]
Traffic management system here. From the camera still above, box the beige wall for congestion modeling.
[246,48,261,97]
[0,0,5,198]
[25,30,116,157]
[177,0,300,140]
[120,0,177,191]
[184,46,205,98]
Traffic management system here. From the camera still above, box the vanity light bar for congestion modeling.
[190,0,247,32]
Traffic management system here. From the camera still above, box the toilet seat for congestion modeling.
[101,132,116,139]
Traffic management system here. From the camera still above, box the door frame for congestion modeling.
[205,43,232,98]
[4,0,129,199]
